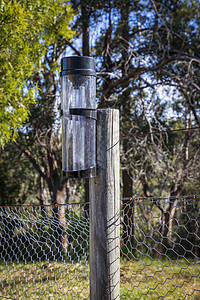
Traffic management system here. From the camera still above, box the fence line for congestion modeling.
[0,201,85,208]
[121,195,200,299]
[120,125,200,139]
[0,203,90,299]
[0,195,200,299]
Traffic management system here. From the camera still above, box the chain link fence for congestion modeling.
[0,196,200,299]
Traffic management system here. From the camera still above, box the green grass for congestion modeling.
[0,260,90,299]
[0,258,200,299]
[120,257,200,299]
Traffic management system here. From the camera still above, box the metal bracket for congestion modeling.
[69,108,97,120]
[63,167,96,179]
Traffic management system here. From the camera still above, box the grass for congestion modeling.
[0,260,90,299]
[120,257,200,299]
[0,257,200,299]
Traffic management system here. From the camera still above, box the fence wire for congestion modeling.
[0,203,90,299]
[121,195,200,299]
[0,196,200,299]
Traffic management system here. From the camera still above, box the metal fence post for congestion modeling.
[89,109,120,300]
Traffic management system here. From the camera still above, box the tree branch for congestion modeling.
[98,55,200,107]
[22,148,47,180]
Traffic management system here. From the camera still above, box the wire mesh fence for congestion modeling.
[121,195,200,299]
[0,203,90,299]
[0,196,200,299]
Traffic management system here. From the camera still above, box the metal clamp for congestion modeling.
[69,108,97,120]
[63,167,96,179]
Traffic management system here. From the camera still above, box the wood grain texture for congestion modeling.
[90,109,120,300]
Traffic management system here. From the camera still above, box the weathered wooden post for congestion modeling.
[89,109,120,300]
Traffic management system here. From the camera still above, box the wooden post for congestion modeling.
[89,109,120,300]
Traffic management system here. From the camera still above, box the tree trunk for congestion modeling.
[38,176,48,223]
[81,0,90,57]
[80,0,91,210]
[156,198,179,256]
[155,185,181,257]
[119,0,135,248]
[52,179,68,257]
[122,169,134,247]
[84,178,90,219]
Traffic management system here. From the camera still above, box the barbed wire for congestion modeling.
[0,202,88,208]
[121,195,200,203]
[0,195,199,208]
[120,126,200,139]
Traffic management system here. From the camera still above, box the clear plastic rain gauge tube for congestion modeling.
[61,56,96,178]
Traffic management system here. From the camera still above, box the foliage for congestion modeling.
[1,0,200,205]
[0,0,75,207]
[0,144,38,205]
[0,0,74,147]
[91,0,200,196]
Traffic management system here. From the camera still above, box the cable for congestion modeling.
[120,126,200,139]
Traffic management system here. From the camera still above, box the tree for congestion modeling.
[0,0,74,147]
[70,0,200,254]
[93,0,200,190]
[0,0,34,146]
[1,0,200,256]
[19,13,75,255]
[0,0,75,255]
[0,143,38,206]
